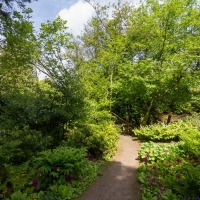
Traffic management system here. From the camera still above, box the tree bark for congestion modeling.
[141,98,154,126]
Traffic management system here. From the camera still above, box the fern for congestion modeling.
[4,160,37,192]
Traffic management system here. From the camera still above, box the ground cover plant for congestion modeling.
[1,146,106,200]
[0,114,118,199]
[134,122,182,141]
[137,122,200,200]
[0,127,118,199]
[134,119,200,143]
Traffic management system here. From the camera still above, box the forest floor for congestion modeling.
[75,135,142,200]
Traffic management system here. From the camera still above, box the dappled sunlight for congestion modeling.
[75,160,141,200]
[75,135,142,200]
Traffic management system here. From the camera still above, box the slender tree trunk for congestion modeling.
[141,98,154,126]
[167,113,172,124]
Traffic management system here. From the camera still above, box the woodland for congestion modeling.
[0,0,200,199]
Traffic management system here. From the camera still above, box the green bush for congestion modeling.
[136,119,200,199]
[134,119,200,142]
[7,190,37,200]
[0,126,52,165]
[191,95,200,113]
[179,126,200,157]
[183,113,200,130]
[178,115,200,157]
[3,146,101,199]
[0,161,37,198]
[134,122,183,141]
[135,116,200,157]
[65,122,119,160]
[33,146,100,194]
[34,146,88,179]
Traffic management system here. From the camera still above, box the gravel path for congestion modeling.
[75,135,142,200]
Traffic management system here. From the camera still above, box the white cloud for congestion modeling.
[58,0,95,36]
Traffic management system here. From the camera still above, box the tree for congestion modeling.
[0,0,36,17]
[0,6,87,147]
[76,0,200,126]
[124,0,200,125]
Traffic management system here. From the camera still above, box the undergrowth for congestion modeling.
[137,115,200,200]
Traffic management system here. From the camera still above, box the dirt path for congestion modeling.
[75,135,142,200]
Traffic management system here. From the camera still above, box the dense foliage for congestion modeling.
[0,0,200,199]
[137,115,200,199]
[1,146,102,199]
[77,0,200,126]
[134,122,181,141]
[138,141,200,200]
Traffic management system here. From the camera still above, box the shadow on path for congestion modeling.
[75,135,142,200]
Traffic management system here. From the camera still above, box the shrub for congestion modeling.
[65,122,119,160]
[138,142,185,163]
[33,146,100,193]
[134,122,183,141]
[179,124,200,157]
[0,161,37,198]
[0,126,52,165]
[183,113,200,130]
[134,119,200,142]
[135,116,200,157]
[3,146,101,199]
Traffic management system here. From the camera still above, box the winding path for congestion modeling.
[75,135,142,200]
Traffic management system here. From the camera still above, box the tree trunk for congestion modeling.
[141,98,154,126]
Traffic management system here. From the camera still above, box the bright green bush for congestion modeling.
[134,122,183,141]
[136,118,200,199]
[134,120,200,142]
[84,123,119,160]
[183,113,200,130]
[179,126,200,157]
[178,115,200,157]
[135,115,200,157]
[66,122,119,160]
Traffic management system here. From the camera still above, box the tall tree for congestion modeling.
[124,0,200,125]
[76,0,200,126]
[0,6,86,146]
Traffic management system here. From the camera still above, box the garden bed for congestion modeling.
[136,116,200,200]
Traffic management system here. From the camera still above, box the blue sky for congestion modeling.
[27,0,140,36]
[26,0,140,79]
[27,0,76,30]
